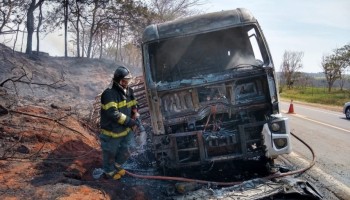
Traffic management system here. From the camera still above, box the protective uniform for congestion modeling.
[100,66,138,179]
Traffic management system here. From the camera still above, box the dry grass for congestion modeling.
[280,86,349,109]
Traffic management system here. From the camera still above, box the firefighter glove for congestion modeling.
[126,118,137,128]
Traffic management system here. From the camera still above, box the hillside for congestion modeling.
[0,44,153,199]
[0,43,144,108]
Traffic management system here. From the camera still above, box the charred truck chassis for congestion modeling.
[141,8,292,170]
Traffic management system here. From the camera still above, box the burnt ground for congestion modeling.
[0,103,323,200]
[0,104,275,200]
[0,43,156,199]
[0,104,163,200]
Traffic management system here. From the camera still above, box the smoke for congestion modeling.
[38,33,68,56]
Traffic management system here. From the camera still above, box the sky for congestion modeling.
[201,0,350,73]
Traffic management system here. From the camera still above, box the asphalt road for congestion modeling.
[279,101,350,199]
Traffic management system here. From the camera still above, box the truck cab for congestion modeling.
[141,8,291,170]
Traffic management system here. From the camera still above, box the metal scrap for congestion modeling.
[172,177,322,199]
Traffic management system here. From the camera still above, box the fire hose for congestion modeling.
[121,131,316,186]
[1,105,316,185]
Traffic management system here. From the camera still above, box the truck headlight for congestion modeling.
[271,123,280,132]
[273,138,287,149]
[269,120,286,133]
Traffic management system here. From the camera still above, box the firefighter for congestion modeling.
[99,66,139,180]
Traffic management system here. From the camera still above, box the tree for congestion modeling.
[120,42,142,70]
[35,0,43,55]
[1,0,26,52]
[0,0,14,34]
[3,0,203,64]
[110,0,151,59]
[0,0,25,35]
[42,0,71,57]
[79,0,151,59]
[293,72,312,89]
[43,0,83,57]
[322,43,350,92]
[337,43,350,70]
[148,0,204,23]
[12,18,24,53]
[321,54,341,92]
[86,0,101,58]
[63,0,68,57]
[69,0,86,57]
[25,0,45,55]
[338,67,346,91]
[280,50,304,89]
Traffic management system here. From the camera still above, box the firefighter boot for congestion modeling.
[106,171,122,180]
[114,163,126,177]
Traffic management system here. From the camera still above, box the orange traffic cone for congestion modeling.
[288,100,295,114]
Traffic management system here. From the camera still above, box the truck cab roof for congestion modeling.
[142,8,258,43]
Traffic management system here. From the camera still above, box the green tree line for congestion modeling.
[280,44,350,92]
[0,0,204,66]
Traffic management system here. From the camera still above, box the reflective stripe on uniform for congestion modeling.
[127,100,137,107]
[101,102,118,110]
[101,128,131,138]
[101,99,138,110]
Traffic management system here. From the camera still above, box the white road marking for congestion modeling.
[288,152,350,198]
[282,110,350,133]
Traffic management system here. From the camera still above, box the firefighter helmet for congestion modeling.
[113,66,132,82]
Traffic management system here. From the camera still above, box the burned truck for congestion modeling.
[141,8,292,171]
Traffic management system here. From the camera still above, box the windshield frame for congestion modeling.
[144,25,269,85]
